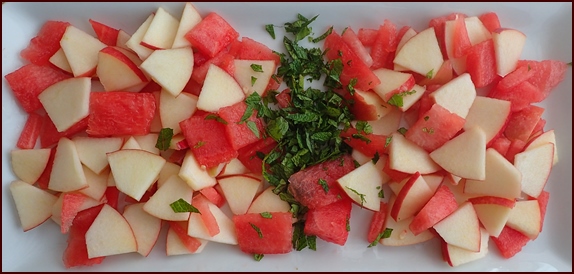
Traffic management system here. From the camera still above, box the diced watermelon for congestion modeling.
[504,105,545,142]
[179,112,238,168]
[357,28,378,47]
[489,136,512,156]
[5,64,71,113]
[193,51,210,67]
[63,204,105,268]
[409,185,458,235]
[466,39,498,88]
[418,59,454,86]
[416,89,435,120]
[229,37,280,65]
[192,194,219,237]
[199,186,226,208]
[497,64,535,91]
[218,101,265,151]
[491,225,531,259]
[505,139,527,163]
[530,118,546,140]
[517,60,568,101]
[287,154,355,210]
[87,92,156,137]
[405,103,466,152]
[35,147,55,189]
[340,128,389,158]
[367,201,388,243]
[533,190,550,232]
[324,31,381,91]
[304,199,352,246]
[185,12,239,58]
[237,137,277,175]
[479,12,501,32]
[168,221,202,253]
[103,186,120,210]
[40,115,88,148]
[89,19,120,46]
[275,88,292,108]
[233,212,293,254]
[191,50,235,84]
[342,27,373,67]
[16,112,44,149]
[61,192,91,234]
[489,80,542,112]
[452,15,472,58]
[428,13,467,60]
[20,21,71,66]
[370,20,397,69]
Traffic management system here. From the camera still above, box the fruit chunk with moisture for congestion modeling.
[233,212,293,254]
[63,204,106,268]
[304,199,352,246]
[185,12,239,58]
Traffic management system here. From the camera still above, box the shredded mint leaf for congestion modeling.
[397,127,408,136]
[246,121,261,138]
[267,116,289,141]
[387,93,404,107]
[251,76,258,86]
[293,221,316,251]
[318,178,329,193]
[346,217,350,231]
[155,128,174,151]
[353,160,361,168]
[351,133,371,144]
[385,136,392,148]
[567,62,572,66]
[355,121,372,134]
[194,141,205,148]
[205,114,228,125]
[426,69,434,79]
[265,24,276,39]
[312,26,333,43]
[372,152,380,164]
[250,222,263,238]
[378,188,385,198]
[347,77,358,95]
[260,212,273,219]
[169,198,200,214]
[254,254,264,261]
[345,186,366,206]
[251,63,264,72]
[422,127,435,134]
[368,228,393,247]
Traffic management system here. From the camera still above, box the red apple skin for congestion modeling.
[350,91,384,121]
[383,75,416,102]
[468,196,515,208]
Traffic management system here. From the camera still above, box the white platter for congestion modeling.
[2,2,572,272]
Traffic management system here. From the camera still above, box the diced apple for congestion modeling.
[49,48,73,74]
[368,106,402,135]
[464,148,522,200]
[159,90,198,135]
[218,175,262,215]
[9,180,58,231]
[166,226,209,256]
[38,77,91,132]
[10,148,51,184]
[123,203,162,256]
[85,204,138,258]
[372,68,415,102]
[172,2,202,49]
[217,158,249,177]
[60,25,106,77]
[79,165,109,201]
[514,143,554,198]
[338,161,386,211]
[464,96,511,144]
[433,201,481,252]
[505,200,541,239]
[133,133,160,155]
[443,19,467,75]
[388,132,440,174]
[52,192,102,231]
[492,28,526,77]
[116,29,132,50]
[73,136,123,174]
[247,186,291,214]
[157,161,181,189]
[233,59,276,96]
[430,126,486,180]
[443,228,489,267]
[524,130,558,166]
[391,172,434,221]
[430,73,476,119]
[464,16,492,46]
[121,136,142,150]
[196,64,246,112]
[140,47,194,97]
[351,89,393,121]
[187,199,238,245]
[393,27,444,79]
[97,46,149,92]
[48,137,88,192]
[381,195,435,246]
[178,150,217,191]
[143,174,194,221]
[398,84,426,112]
[107,149,166,201]
[140,7,179,50]
[469,196,515,237]
[125,13,155,60]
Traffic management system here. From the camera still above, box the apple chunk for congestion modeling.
[430,126,486,180]
[159,90,198,135]
[178,150,217,191]
[140,47,194,97]
[505,200,542,240]
[85,204,138,258]
[514,143,554,198]
[73,136,123,175]
[469,196,515,237]
[433,201,481,252]
[107,149,166,201]
[233,59,276,96]
[429,73,476,119]
[38,77,91,132]
[143,174,194,221]
[171,2,202,49]
[393,27,444,79]
[338,161,386,211]
[464,96,511,144]
[218,175,262,215]
[443,228,489,267]
[123,203,162,257]
[247,186,291,214]
[140,7,179,50]
[492,28,526,77]
[381,195,435,246]
[391,172,434,221]
[187,200,238,245]
[48,137,88,192]
[388,132,440,174]
[196,64,246,112]
[10,148,51,184]
[10,180,58,231]
[97,46,149,92]
[60,25,106,77]
[464,148,522,200]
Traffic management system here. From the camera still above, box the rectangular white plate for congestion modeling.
[2,2,572,272]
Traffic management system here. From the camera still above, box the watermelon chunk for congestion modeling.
[489,80,542,112]
[340,128,389,157]
[517,60,568,101]
[479,12,502,33]
[179,112,238,168]
[63,204,105,268]
[504,105,545,142]
[89,19,120,46]
[86,92,156,137]
[191,50,235,84]
[491,225,531,259]
[357,28,378,47]
[228,37,280,65]
[40,115,88,148]
[288,154,355,209]
[370,20,397,69]
[168,221,202,253]
[405,103,466,152]
[5,64,71,113]
[185,12,239,58]
[428,13,467,60]
[60,192,91,234]
[237,137,277,175]
[233,212,293,254]
[367,201,388,243]
[20,21,71,66]
[16,112,44,149]
[466,39,498,88]
[452,15,472,58]
[304,199,352,246]
[218,101,265,151]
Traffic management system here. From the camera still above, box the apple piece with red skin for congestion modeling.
[73,136,123,175]
[464,96,511,145]
[187,198,238,245]
[350,89,393,121]
[247,186,291,215]
[172,2,202,49]
[178,150,217,191]
[233,59,276,96]
[492,28,527,77]
[514,143,554,198]
[410,184,458,236]
[48,137,88,193]
[381,195,435,246]
[126,13,155,60]
[140,7,179,50]
[388,132,441,175]
[196,64,246,112]
[524,130,558,166]
[368,106,402,136]
[159,90,198,135]
[464,148,522,200]
[166,226,209,256]
[468,196,515,237]
[433,201,481,252]
[38,77,91,133]
[10,180,58,232]
[390,172,434,221]
[122,203,162,257]
[337,161,386,211]
[217,158,249,177]
[505,200,542,239]
[143,174,194,221]
[430,73,476,119]
[97,46,149,92]
[442,228,489,267]
[140,47,194,97]
[372,68,415,102]
[10,148,51,185]
[393,27,444,79]
[60,25,106,77]
[217,175,263,215]
[85,204,138,258]
[49,48,73,74]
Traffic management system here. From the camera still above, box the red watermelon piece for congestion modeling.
[491,225,531,259]
[228,37,280,65]
[479,12,501,32]
[168,221,202,253]
[452,15,472,58]
[275,88,292,109]
[233,212,293,254]
[218,101,265,151]
[466,39,498,88]
[87,91,156,137]
[16,112,44,149]
[287,154,355,210]
[60,192,91,234]
[409,185,458,235]
[489,136,512,156]
[405,103,466,152]
[428,13,467,60]
[504,105,545,142]
[489,80,542,112]
[237,137,277,175]
[40,115,88,148]
[357,28,378,47]
[517,60,568,101]
[340,128,389,157]
[103,186,120,211]
[63,204,105,268]
[20,21,71,66]
[497,64,535,91]
[370,20,397,69]
[367,201,388,243]
[185,12,239,58]
[89,19,120,46]
[179,112,238,168]
[5,64,71,113]
[304,199,352,246]
[191,50,235,84]
[35,147,55,190]
[199,187,226,208]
